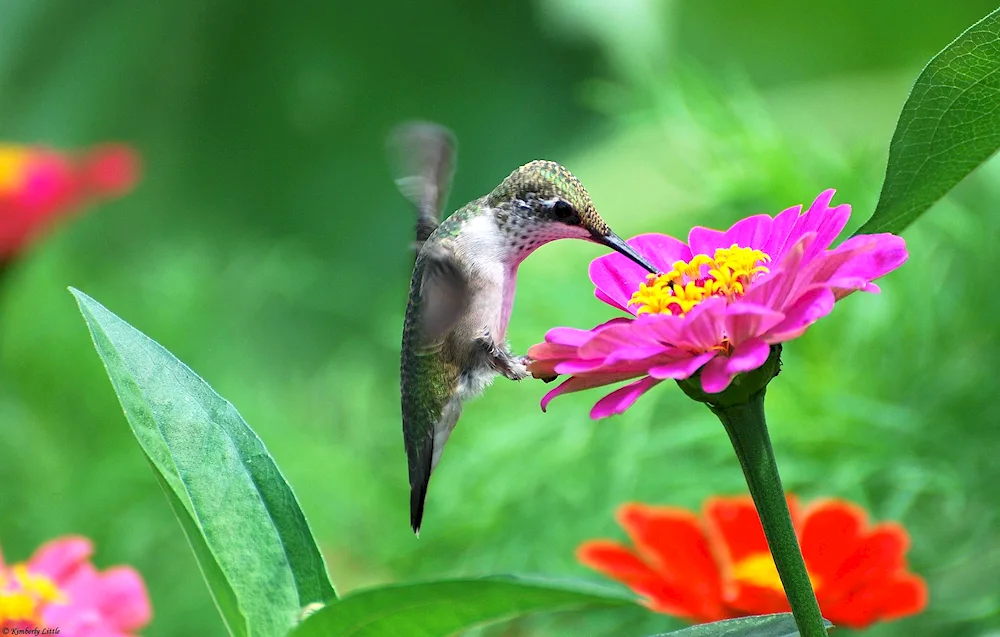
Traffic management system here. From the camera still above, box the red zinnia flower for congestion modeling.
[0,535,152,635]
[0,143,140,260]
[578,496,927,629]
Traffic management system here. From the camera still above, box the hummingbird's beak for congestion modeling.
[595,231,658,274]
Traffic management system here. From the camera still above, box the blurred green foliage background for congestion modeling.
[1,0,999,635]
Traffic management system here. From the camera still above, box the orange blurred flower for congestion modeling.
[577,495,927,629]
[0,143,140,260]
[0,535,152,635]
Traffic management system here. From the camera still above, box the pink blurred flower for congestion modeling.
[0,143,140,260]
[0,535,152,635]
[527,190,907,418]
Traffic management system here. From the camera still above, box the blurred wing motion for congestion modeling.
[387,121,457,246]
[417,243,469,349]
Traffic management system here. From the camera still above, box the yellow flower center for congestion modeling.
[0,145,30,195]
[732,552,820,593]
[629,244,770,316]
[0,564,67,625]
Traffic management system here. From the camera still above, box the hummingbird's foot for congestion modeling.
[501,357,529,382]
[475,332,529,381]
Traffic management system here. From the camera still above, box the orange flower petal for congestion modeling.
[825,522,909,598]
[820,572,928,629]
[577,540,720,622]
[724,582,792,616]
[871,572,929,623]
[703,495,802,566]
[703,495,802,615]
[799,499,867,595]
[615,503,727,621]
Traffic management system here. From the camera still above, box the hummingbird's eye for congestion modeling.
[552,200,579,224]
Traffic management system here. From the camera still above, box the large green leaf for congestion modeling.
[857,7,1000,235]
[649,613,833,637]
[71,288,335,637]
[291,576,634,637]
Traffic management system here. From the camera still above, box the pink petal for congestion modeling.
[830,233,908,283]
[648,351,718,380]
[595,287,629,312]
[554,358,616,374]
[744,234,813,310]
[697,339,772,395]
[590,234,691,312]
[605,344,675,366]
[784,190,851,262]
[724,338,771,374]
[590,376,662,418]
[28,535,93,584]
[526,341,577,362]
[560,355,667,376]
[830,277,879,299]
[789,236,878,296]
[96,567,152,630]
[804,202,851,262]
[636,312,688,347]
[540,372,646,411]
[578,321,656,358]
[545,326,602,347]
[688,226,727,256]
[724,303,785,346]
[722,214,773,251]
[589,258,644,314]
[629,233,693,267]
[764,286,836,342]
[699,356,734,394]
[671,296,727,351]
[763,204,803,260]
[42,562,101,626]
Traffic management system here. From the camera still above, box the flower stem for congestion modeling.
[709,389,828,637]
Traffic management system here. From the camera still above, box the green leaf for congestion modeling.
[71,288,335,637]
[648,613,833,637]
[856,7,1000,236]
[291,576,634,637]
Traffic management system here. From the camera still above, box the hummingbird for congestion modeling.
[390,122,658,535]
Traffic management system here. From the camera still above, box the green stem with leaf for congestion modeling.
[709,390,827,637]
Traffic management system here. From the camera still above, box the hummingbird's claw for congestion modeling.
[504,359,529,382]
[475,331,529,381]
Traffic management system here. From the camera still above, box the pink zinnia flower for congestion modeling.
[527,190,907,417]
[0,143,140,260]
[0,535,152,635]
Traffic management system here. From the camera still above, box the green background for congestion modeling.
[1,0,998,635]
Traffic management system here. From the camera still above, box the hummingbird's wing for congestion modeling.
[387,121,457,246]
[401,251,465,535]
[417,244,469,349]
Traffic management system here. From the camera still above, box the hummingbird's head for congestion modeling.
[488,160,658,272]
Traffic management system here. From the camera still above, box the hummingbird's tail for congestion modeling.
[405,419,434,536]
[405,395,463,536]
[410,480,429,536]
